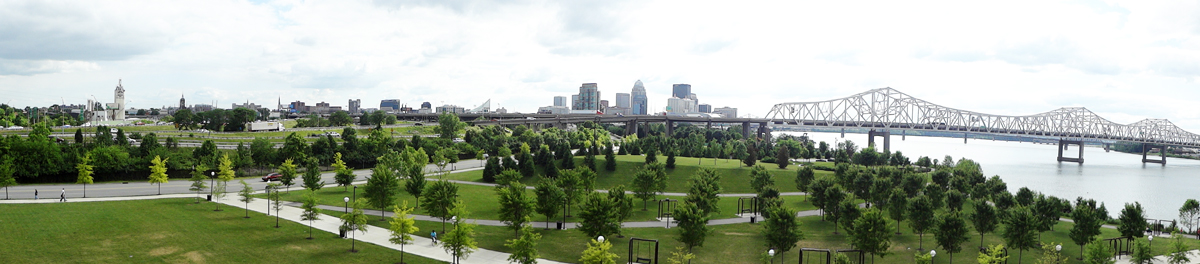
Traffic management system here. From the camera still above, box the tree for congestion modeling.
[908,195,935,250]
[496,169,522,188]
[519,143,537,177]
[238,180,254,218]
[422,180,460,232]
[877,189,906,234]
[978,244,1010,264]
[608,184,634,235]
[580,237,618,264]
[402,147,428,209]
[1070,199,1104,260]
[300,190,321,239]
[0,158,13,199]
[1083,239,1115,264]
[506,223,542,264]
[604,146,617,171]
[1179,199,1200,234]
[1118,202,1148,239]
[743,142,757,167]
[645,148,657,164]
[809,177,835,218]
[189,164,208,203]
[1167,233,1191,264]
[762,206,804,261]
[301,158,324,192]
[584,148,598,171]
[632,164,661,210]
[366,151,403,220]
[1032,195,1063,239]
[849,209,893,262]
[925,184,945,209]
[534,177,565,229]
[74,128,83,144]
[796,166,815,200]
[684,168,722,215]
[933,211,971,264]
[578,192,620,239]
[76,153,94,198]
[438,112,466,141]
[749,165,774,194]
[332,153,355,191]
[497,183,536,237]
[945,190,964,211]
[147,155,170,195]
[388,201,419,264]
[1130,240,1153,264]
[340,198,369,252]
[776,144,790,169]
[329,111,352,126]
[665,149,676,169]
[442,201,478,264]
[666,247,697,264]
[1035,243,1069,264]
[278,158,298,193]
[971,201,1000,248]
[674,201,712,251]
[214,154,236,210]
[1001,206,1039,264]
[482,157,500,183]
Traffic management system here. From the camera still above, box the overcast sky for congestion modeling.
[2,0,1200,130]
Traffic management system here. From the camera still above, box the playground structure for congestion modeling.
[628,237,659,264]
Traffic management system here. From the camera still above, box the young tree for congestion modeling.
[147,155,170,195]
[482,156,500,183]
[1179,199,1199,234]
[1083,239,1115,264]
[743,142,757,167]
[267,183,283,227]
[971,201,1000,248]
[1032,195,1063,239]
[211,154,235,211]
[776,145,790,169]
[301,158,324,191]
[238,180,254,218]
[762,206,804,262]
[604,145,617,171]
[438,112,465,141]
[795,166,815,200]
[979,244,1010,264]
[607,184,634,236]
[76,153,94,198]
[945,190,965,211]
[423,180,460,232]
[506,223,542,264]
[365,151,402,220]
[0,158,14,199]
[632,164,660,210]
[1002,206,1039,264]
[497,183,536,237]
[1035,243,1069,264]
[684,168,722,215]
[665,149,676,169]
[189,164,209,203]
[1130,240,1153,264]
[933,211,971,264]
[1167,233,1191,264]
[809,177,835,218]
[534,177,565,229]
[578,192,619,239]
[519,143,537,177]
[341,198,369,252]
[666,247,697,264]
[580,237,618,264]
[584,148,598,172]
[645,148,658,164]
[332,153,356,191]
[389,201,419,264]
[850,209,893,262]
[443,201,478,264]
[749,165,774,194]
[300,190,321,239]
[1070,199,1104,260]
[1118,202,1148,239]
[878,188,904,233]
[278,158,298,193]
[402,147,428,209]
[908,195,935,250]
[674,201,712,251]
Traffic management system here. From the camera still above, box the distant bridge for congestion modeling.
[765,88,1198,164]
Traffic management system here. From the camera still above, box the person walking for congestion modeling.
[59,188,65,202]
[34,189,38,200]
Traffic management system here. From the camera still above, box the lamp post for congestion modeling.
[344,197,349,213]
[1055,244,1062,264]
[768,249,776,264]
[597,235,605,243]
[209,171,215,198]
[265,185,271,216]
[930,250,936,264]
[1148,235,1153,248]
[451,216,459,264]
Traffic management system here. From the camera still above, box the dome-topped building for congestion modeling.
[631,80,648,115]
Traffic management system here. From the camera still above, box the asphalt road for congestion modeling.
[0,159,489,200]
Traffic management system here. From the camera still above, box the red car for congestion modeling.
[261,173,282,182]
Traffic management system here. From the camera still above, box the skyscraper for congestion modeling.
[631,80,647,115]
[672,84,692,99]
[572,83,601,110]
[380,99,401,111]
[348,99,361,114]
[616,93,630,108]
[554,96,567,107]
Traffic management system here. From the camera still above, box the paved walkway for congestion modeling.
[1113,250,1200,264]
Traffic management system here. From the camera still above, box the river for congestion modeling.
[780,131,1200,221]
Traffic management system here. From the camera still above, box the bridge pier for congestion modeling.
[1142,143,1166,164]
[666,120,675,137]
[1057,139,1084,164]
[626,121,639,137]
[902,130,905,140]
[963,133,968,144]
[867,129,891,153]
[757,122,769,140]
[743,122,751,139]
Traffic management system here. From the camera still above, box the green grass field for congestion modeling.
[0,198,441,264]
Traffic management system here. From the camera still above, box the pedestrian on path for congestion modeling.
[431,231,438,245]
[59,188,65,202]
[34,189,38,200]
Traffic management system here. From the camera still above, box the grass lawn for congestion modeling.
[0,198,441,264]
[262,181,815,223]
[444,155,834,194]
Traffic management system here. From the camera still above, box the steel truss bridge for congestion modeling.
[765,87,1199,164]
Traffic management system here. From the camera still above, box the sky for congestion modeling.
[2,0,1200,130]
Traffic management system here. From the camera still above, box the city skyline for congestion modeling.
[2,1,1200,130]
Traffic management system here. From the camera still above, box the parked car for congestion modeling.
[261,173,282,182]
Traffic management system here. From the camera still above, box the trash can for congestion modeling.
[339,229,347,238]
[750,216,757,224]
[206,195,212,201]
[556,221,564,230]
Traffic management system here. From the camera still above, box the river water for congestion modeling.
[780,131,1200,221]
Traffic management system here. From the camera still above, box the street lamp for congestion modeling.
[930,250,936,263]
[344,197,349,213]
[1148,235,1153,248]
[768,249,776,264]
[451,216,460,264]
[1056,244,1062,264]
[597,236,605,243]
